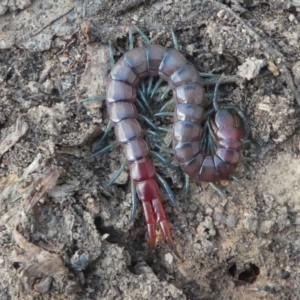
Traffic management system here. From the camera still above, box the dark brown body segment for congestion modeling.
[107,43,244,253]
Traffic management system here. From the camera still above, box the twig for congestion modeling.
[211,0,300,106]
[115,0,149,16]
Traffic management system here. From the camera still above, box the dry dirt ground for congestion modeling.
[1,0,300,299]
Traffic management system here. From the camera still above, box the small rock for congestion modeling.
[281,269,290,279]
[292,61,300,87]
[243,213,258,232]
[165,253,174,264]
[289,14,296,22]
[201,240,215,254]
[237,58,267,80]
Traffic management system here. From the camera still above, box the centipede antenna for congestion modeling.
[145,130,165,144]
[106,161,126,187]
[138,88,152,113]
[158,126,172,133]
[150,78,163,99]
[154,112,174,118]
[93,121,113,151]
[213,75,225,111]
[159,98,174,112]
[146,76,154,99]
[156,173,178,208]
[129,28,134,50]
[130,179,138,222]
[154,143,174,154]
[159,86,171,104]
[136,98,146,114]
[171,28,178,50]
[80,95,106,103]
[134,25,151,45]
[209,182,227,198]
[90,141,117,158]
[150,151,177,170]
[108,41,115,67]
[184,174,190,194]
[138,114,159,131]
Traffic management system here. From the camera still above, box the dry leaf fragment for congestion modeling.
[11,227,67,292]
[22,166,60,213]
[0,117,28,157]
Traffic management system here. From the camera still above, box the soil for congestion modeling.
[0,0,300,299]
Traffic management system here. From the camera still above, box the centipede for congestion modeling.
[98,28,248,258]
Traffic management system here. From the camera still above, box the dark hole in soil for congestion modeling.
[228,263,237,277]
[94,216,124,244]
[13,262,20,270]
[238,263,260,283]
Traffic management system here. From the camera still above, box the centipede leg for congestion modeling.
[154,112,174,118]
[209,182,227,198]
[80,95,106,103]
[106,161,127,187]
[150,78,163,98]
[159,98,174,112]
[229,175,244,186]
[134,25,151,45]
[154,143,174,154]
[146,76,154,99]
[151,151,177,170]
[158,86,171,104]
[93,120,113,151]
[138,88,153,113]
[184,174,190,194]
[145,130,165,144]
[138,114,159,131]
[128,28,134,50]
[171,28,178,50]
[156,173,178,208]
[108,41,115,67]
[90,141,117,157]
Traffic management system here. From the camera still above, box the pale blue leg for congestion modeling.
[80,95,106,103]
[171,28,178,50]
[93,121,113,151]
[151,151,177,170]
[134,25,151,45]
[209,182,227,198]
[154,143,174,154]
[154,112,174,117]
[156,173,178,208]
[90,141,117,158]
[150,78,164,99]
[159,99,174,112]
[138,114,159,131]
[106,161,126,187]
[184,174,190,194]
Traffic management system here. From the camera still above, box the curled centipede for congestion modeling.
[89,27,249,258]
